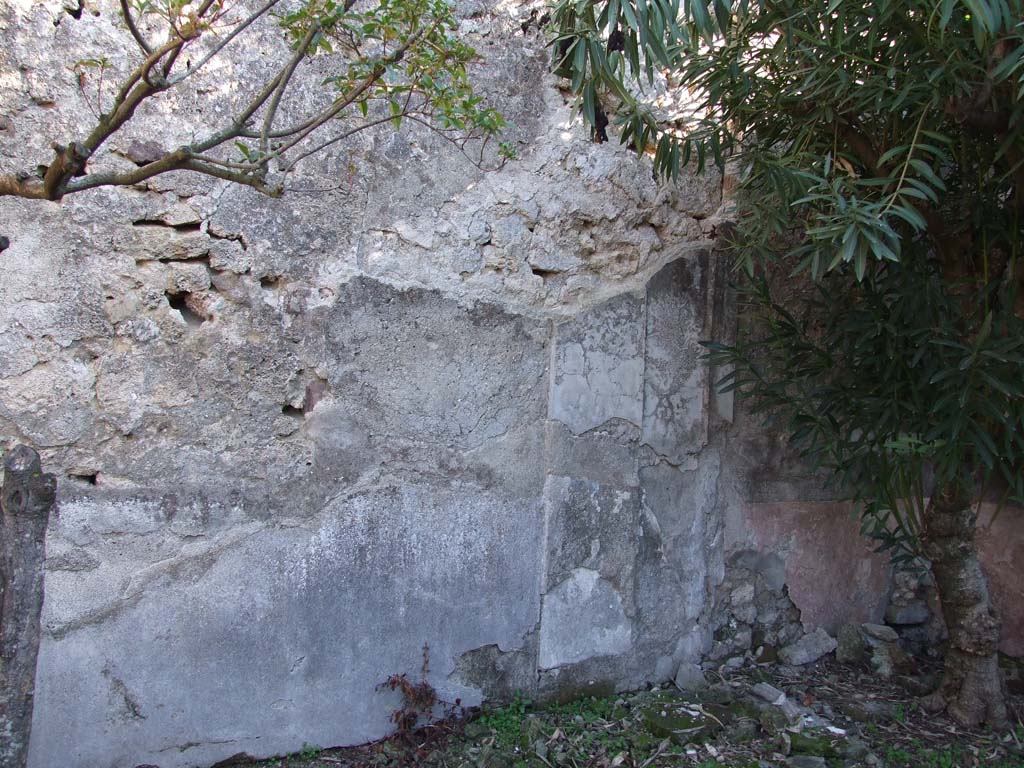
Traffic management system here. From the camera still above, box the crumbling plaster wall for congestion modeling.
[1,1,741,765]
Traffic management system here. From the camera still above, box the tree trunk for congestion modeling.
[921,482,1008,729]
[0,446,56,768]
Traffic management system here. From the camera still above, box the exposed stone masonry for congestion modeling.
[708,551,804,665]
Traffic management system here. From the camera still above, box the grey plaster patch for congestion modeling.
[539,568,632,670]
[548,293,645,435]
[30,482,543,768]
[641,252,713,464]
[449,636,538,701]
[543,476,640,607]
[544,418,640,488]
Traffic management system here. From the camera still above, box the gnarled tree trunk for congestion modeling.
[0,446,56,768]
[921,483,1007,729]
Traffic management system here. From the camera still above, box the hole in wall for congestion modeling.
[165,290,206,328]
[132,219,202,233]
[68,471,98,485]
[281,404,304,418]
[303,375,329,413]
[260,275,281,290]
[530,267,560,280]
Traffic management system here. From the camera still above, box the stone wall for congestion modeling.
[0,2,734,765]
[1,2,1021,767]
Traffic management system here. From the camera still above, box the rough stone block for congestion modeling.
[779,628,837,666]
[673,662,707,691]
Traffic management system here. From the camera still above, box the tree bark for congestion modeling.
[0,446,56,768]
[921,482,1008,729]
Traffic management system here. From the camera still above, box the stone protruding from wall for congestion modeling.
[708,550,804,666]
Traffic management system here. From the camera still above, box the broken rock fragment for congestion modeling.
[779,628,837,666]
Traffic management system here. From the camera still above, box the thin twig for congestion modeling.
[260,21,321,154]
[281,112,411,172]
[167,0,282,85]
[120,0,153,54]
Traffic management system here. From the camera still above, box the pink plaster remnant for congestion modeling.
[738,501,891,635]
[976,503,1024,658]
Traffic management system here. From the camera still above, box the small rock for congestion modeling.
[734,603,758,624]
[779,628,837,666]
[532,739,548,760]
[843,737,871,760]
[752,682,786,704]
[158,202,202,228]
[779,697,805,724]
[468,218,492,245]
[640,701,722,745]
[273,415,301,437]
[836,623,866,664]
[838,697,893,723]
[885,599,931,626]
[790,732,837,758]
[759,706,789,735]
[755,644,779,664]
[870,642,910,679]
[674,662,707,691]
[899,673,937,696]
[703,683,737,705]
[777,731,792,755]
[653,655,675,682]
[123,140,165,166]
[861,623,899,643]
[731,582,755,606]
[724,718,759,743]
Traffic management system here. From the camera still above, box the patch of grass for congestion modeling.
[884,745,913,766]
[476,692,530,748]
[298,743,321,761]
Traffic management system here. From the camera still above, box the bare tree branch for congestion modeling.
[0,174,49,199]
[260,22,322,154]
[57,148,281,197]
[281,112,412,171]
[120,0,153,55]
[166,0,282,86]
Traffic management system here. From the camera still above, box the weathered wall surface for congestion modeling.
[0,1,735,765]
[2,2,1020,767]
